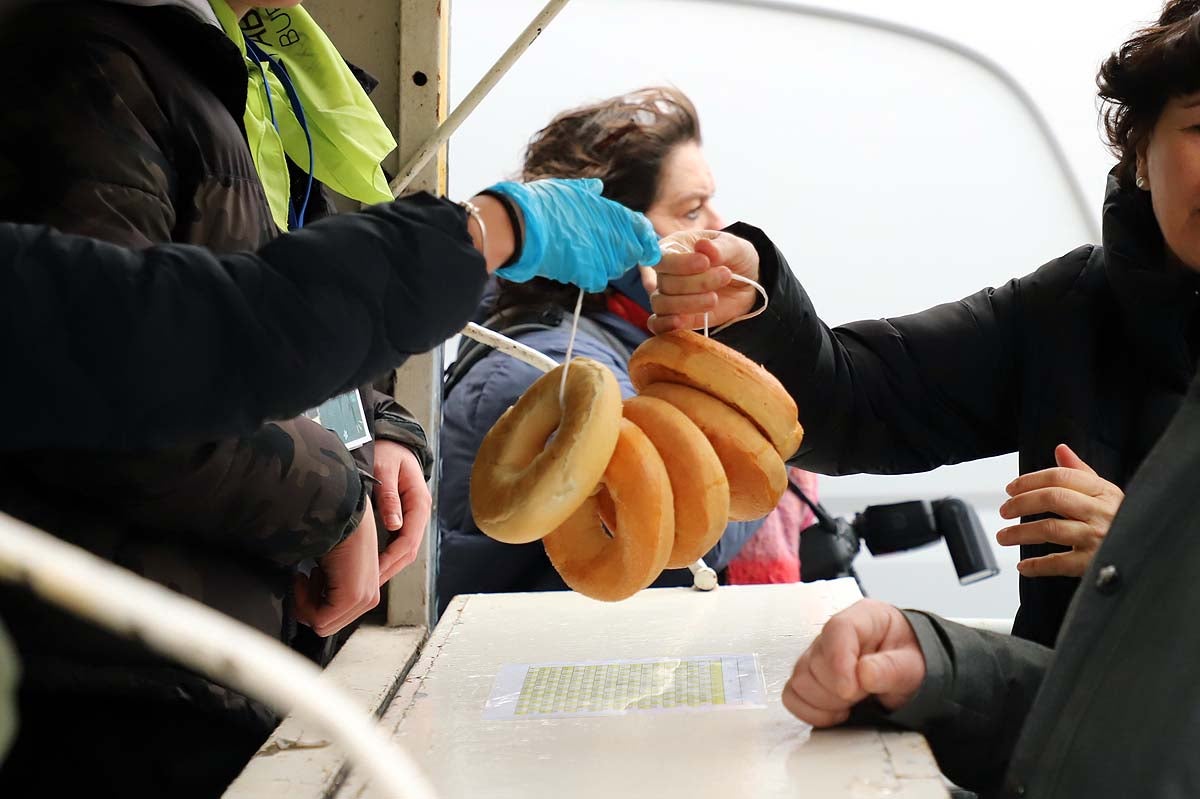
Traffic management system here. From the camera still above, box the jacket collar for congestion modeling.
[1103,169,1200,387]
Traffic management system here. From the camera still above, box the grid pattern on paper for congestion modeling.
[513,658,726,716]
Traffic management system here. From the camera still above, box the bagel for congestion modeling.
[622,395,729,568]
[471,359,621,544]
[543,418,674,601]
[639,382,786,521]
[628,330,803,459]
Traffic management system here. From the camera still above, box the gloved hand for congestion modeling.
[487,178,661,292]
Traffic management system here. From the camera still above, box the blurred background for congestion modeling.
[446,0,1165,618]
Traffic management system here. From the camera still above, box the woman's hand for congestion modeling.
[482,178,661,292]
[648,231,760,334]
[373,441,432,586]
[997,444,1125,578]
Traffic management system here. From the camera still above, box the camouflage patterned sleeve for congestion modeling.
[0,20,175,247]
[0,617,17,764]
[24,418,368,569]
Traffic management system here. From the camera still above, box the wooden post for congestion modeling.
[302,1,448,628]
[386,0,450,627]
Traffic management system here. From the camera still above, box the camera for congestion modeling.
[793,484,1000,589]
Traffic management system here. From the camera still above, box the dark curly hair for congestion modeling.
[1098,0,1200,189]
[493,87,701,317]
[521,86,701,212]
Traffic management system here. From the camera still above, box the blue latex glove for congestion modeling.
[487,178,661,293]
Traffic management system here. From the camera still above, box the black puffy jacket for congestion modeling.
[718,172,1200,646]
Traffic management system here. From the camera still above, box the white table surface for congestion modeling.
[342,580,947,799]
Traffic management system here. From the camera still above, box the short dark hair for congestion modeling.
[494,87,701,317]
[1098,0,1200,188]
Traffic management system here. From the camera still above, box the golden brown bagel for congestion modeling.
[628,330,803,458]
[622,395,729,568]
[543,418,675,601]
[640,382,786,521]
[471,359,621,544]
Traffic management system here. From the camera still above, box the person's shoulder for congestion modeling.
[1043,244,1098,278]
[444,345,544,432]
[529,322,634,379]
[447,325,631,422]
[1016,244,1101,305]
[1,2,138,51]
[0,2,162,102]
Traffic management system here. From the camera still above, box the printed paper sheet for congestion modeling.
[483,654,766,720]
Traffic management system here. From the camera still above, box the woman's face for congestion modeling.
[645,141,724,237]
[1141,92,1200,270]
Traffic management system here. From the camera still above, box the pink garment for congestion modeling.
[726,468,817,585]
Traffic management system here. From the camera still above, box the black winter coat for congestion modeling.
[717,173,1200,646]
[0,199,486,451]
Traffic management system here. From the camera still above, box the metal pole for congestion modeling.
[390,0,575,197]
[461,322,559,372]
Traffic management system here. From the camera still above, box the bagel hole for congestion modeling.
[597,487,617,539]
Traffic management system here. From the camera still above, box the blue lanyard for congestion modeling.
[245,37,315,230]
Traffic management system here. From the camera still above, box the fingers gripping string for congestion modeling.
[709,274,769,335]
[659,235,769,338]
[559,288,586,406]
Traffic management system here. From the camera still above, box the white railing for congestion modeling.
[0,512,437,799]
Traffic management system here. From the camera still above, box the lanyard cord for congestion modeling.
[245,37,315,230]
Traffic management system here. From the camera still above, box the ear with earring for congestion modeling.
[1136,175,1148,190]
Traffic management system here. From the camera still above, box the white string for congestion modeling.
[699,274,767,337]
[709,273,770,335]
[657,234,769,338]
[559,288,585,406]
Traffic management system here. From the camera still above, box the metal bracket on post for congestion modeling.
[387,0,450,629]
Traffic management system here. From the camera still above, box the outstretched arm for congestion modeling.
[0,196,486,450]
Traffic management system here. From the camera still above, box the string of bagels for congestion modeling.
[463,232,804,601]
